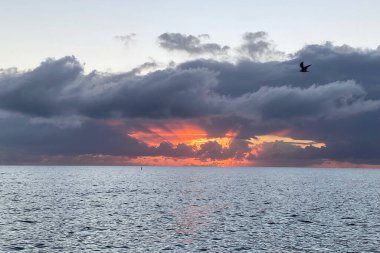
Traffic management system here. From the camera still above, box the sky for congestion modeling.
[1,0,380,167]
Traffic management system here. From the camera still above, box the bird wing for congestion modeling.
[300,62,305,68]
[305,64,311,68]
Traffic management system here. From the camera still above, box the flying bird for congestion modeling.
[299,62,311,72]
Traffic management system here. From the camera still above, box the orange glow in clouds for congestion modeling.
[106,120,327,166]
[129,122,236,148]
[248,135,326,149]
[128,156,252,167]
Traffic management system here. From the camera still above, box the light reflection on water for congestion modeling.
[1,166,380,252]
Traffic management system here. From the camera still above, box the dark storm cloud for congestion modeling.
[196,139,251,161]
[0,56,82,117]
[0,116,150,156]
[178,42,380,98]
[231,80,380,120]
[77,67,223,118]
[3,54,378,121]
[2,36,380,165]
[284,110,380,165]
[0,57,222,118]
[196,115,286,139]
[158,33,230,55]
[254,141,327,167]
[153,142,195,158]
[0,114,252,163]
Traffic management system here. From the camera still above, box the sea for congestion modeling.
[0,166,379,252]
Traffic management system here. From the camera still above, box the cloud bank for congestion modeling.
[1,33,380,167]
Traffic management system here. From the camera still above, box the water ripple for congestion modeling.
[1,166,380,252]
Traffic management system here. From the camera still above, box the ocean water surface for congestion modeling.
[0,166,380,252]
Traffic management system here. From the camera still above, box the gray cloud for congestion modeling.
[1,37,380,166]
[254,141,326,167]
[0,56,82,117]
[231,80,380,120]
[4,55,377,122]
[238,31,286,61]
[130,61,158,75]
[115,33,136,46]
[196,139,251,161]
[158,33,230,55]
[77,67,223,118]
[0,114,254,164]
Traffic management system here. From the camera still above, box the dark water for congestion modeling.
[1,166,380,252]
